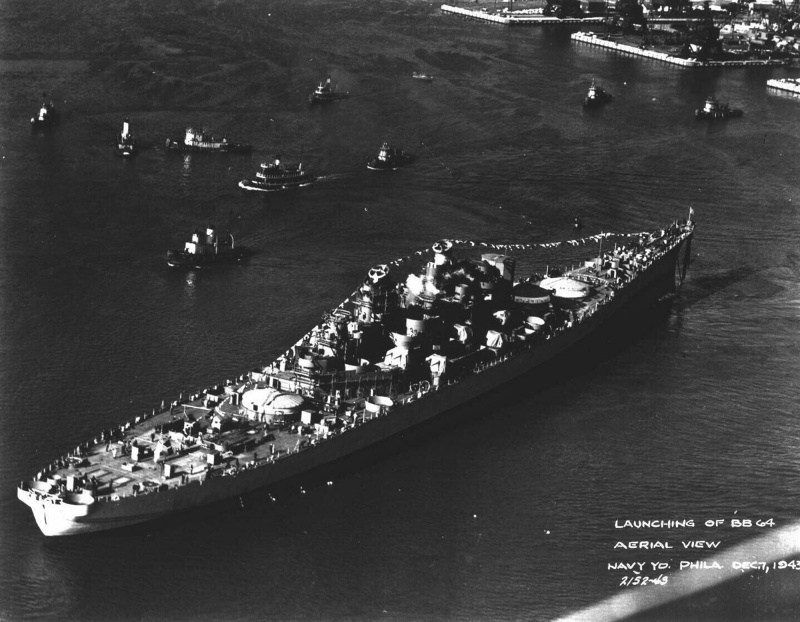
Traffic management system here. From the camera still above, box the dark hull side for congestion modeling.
[165,140,252,154]
[367,156,414,171]
[166,250,250,268]
[695,110,743,120]
[238,176,315,192]
[31,118,58,132]
[308,94,340,104]
[583,96,612,108]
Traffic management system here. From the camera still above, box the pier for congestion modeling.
[767,78,800,95]
[440,4,604,25]
[572,31,792,68]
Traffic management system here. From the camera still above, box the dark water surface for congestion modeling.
[2,1,800,620]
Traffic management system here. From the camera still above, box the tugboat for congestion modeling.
[367,142,414,171]
[165,127,252,153]
[30,95,58,131]
[308,76,341,104]
[583,81,612,108]
[115,118,137,157]
[166,225,249,268]
[412,72,434,82]
[238,156,315,192]
[695,97,743,120]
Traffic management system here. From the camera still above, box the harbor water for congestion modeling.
[2,1,800,619]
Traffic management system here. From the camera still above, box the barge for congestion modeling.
[767,78,800,95]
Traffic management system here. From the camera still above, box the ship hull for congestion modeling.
[18,234,688,536]
[367,156,414,171]
[238,177,314,192]
[165,139,252,154]
[166,249,250,268]
[695,108,743,120]
[115,143,137,157]
[30,117,57,132]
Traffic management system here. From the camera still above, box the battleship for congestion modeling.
[18,212,694,536]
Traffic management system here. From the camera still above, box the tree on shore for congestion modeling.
[660,0,691,15]
[616,0,647,30]
[543,0,584,17]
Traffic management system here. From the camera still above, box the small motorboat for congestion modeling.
[583,81,612,108]
[115,118,137,157]
[412,72,434,82]
[165,127,252,153]
[166,225,250,268]
[30,96,58,131]
[308,76,344,104]
[695,97,743,120]
[367,142,414,171]
[239,156,315,192]
[572,215,583,231]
